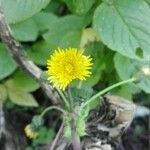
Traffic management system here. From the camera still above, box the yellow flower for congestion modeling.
[47,48,92,90]
[24,124,38,139]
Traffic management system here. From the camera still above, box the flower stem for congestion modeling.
[68,87,73,110]
[56,88,70,110]
[40,106,66,118]
[81,77,136,109]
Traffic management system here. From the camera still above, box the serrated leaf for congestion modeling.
[10,18,38,42]
[0,84,7,103]
[0,43,17,80]
[13,70,39,92]
[114,53,150,93]
[5,80,38,107]
[63,0,95,15]
[93,0,150,60]
[1,0,51,23]
[71,87,93,102]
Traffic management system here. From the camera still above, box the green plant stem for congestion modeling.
[40,106,66,118]
[68,87,73,110]
[82,77,136,109]
[56,88,70,110]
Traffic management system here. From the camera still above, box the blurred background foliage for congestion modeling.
[0,0,149,149]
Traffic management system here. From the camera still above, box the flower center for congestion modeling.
[65,64,74,74]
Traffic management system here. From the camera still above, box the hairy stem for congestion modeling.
[40,106,66,118]
[82,77,136,109]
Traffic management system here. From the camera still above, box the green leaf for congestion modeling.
[27,40,53,65]
[0,43,17,80]
[93,0,150,60]
[111,84,133,100]
[58,30,82,48]
[71,87,93,102]
[43,15,88,48]
[44,0,62,13]
[33,12,58,32]
[0,84,7,103]
[33,127,54,145]
[114,54,135,80]
[10,18,38,42]
[114,53,150,93]
[63,0,95,15]
[76,119,86,137]
[64,125,72,138]
[81,42,105,87]
[13,70,39,92]
[1,0,51,23]
[144,0,150,4]
[5,80,38,107]
[138,74,150,94]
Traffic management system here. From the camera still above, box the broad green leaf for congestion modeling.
[58,30,82,48]
[1,0,51,23]
[33,12,58,32]
[43,15,86,48]
[13,70,39,92]
[5,80,38,107]
[114,53,150,93]
[63,0,95,15]
[114,54,135,80]
[0,84,7,103]
[81,42,105,87]
[145,0,150,4]
[44,0,62,13]
[111,84,133,100]
[0,44,17,80]
[93,0,150,60]
[27,40,54,65]
[10,18,38,42]
[138,76,150,93]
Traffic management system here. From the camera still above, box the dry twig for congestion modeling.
[0,6,59,104]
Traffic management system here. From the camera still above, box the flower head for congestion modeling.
[47,48,92,90]
[24,124,38,139]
